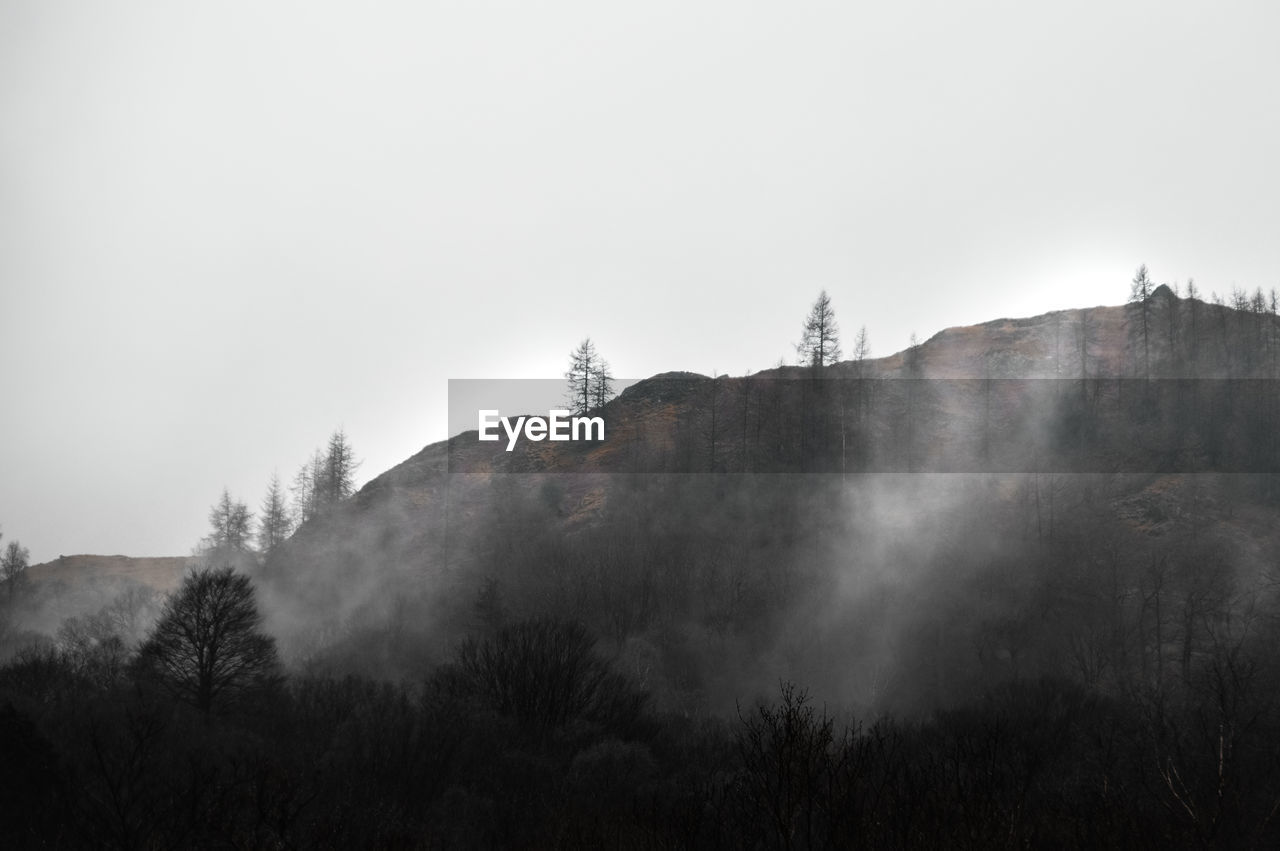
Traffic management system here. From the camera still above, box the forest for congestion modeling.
[4,282,1280,848]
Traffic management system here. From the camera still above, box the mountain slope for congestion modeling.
[260,290,1280,709]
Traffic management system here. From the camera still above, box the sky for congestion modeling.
[3,1,1280,563]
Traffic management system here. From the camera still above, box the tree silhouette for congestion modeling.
[291,449,325,525]
[1130,264,1155,378]
[207,488,253,552]
[852,325,870,376]
[256,473,293,559]
[136,566,279,713]
[566,338,614,414]
[320,429,359,505]
[1,538,29,601]
[290,431,360,525]
[591,357,614,411]
[796,290,841,369]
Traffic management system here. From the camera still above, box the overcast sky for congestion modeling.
[3,1,1279,563]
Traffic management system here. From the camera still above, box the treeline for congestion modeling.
[5,610,1280,848]
[1126,268,1280,380]
[202,428,359,568]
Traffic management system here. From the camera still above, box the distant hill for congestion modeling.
[5,554,190,641]
[27,554,190,595]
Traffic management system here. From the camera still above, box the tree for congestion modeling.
[852,325,870,376]
[566,338,613,415]
[319,429,359,506]
[291,449,325,525]
[1,538,30,601]
[291,431,360,525]
[135,566,279,713]
[851,325,872,427]
[206,488,253,553]
[1077,307,1097,381]
[702,373,725,471]
[1130,264,1154,378]
[257,473,293,558]
[591,357,615,411]
[904,331,923,377]
[796,290,841,369]
[442,618,646,732]
[1186,279,1201,365]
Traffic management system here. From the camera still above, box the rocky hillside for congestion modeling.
[257,289,1280,702]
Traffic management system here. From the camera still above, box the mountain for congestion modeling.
[262,289,1280,711]
[13,287,1278,703]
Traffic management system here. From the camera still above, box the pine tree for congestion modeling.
[796,290,841,369]
[566,338,598,415]
[291,449,324,526]
[290,431,359,525]
[319,429,359,505]
[207,489,253,553]
[566,338,614,414]
[256,473,293,558]
[591,357,614,410]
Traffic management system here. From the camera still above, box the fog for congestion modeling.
[5,1,1280,563]
[6,297,1280,844]
[5,4,1280,844]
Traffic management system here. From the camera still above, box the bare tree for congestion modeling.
[796,290,841,369]
[851,325,872,426]
[135,566,280,713]
[1,538,30,601]
[1077,307,1097,382]
[852,325,870,376]
[904,331,923,377]
[702,373,724,471]
[1130,264,1154,378]
[1186,278,1201,366]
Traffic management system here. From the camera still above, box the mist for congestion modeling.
[5,1,1280,843]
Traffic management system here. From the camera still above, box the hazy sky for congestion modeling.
[3,1,1279,562]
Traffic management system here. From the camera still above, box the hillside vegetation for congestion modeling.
[5,287,1280,847]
